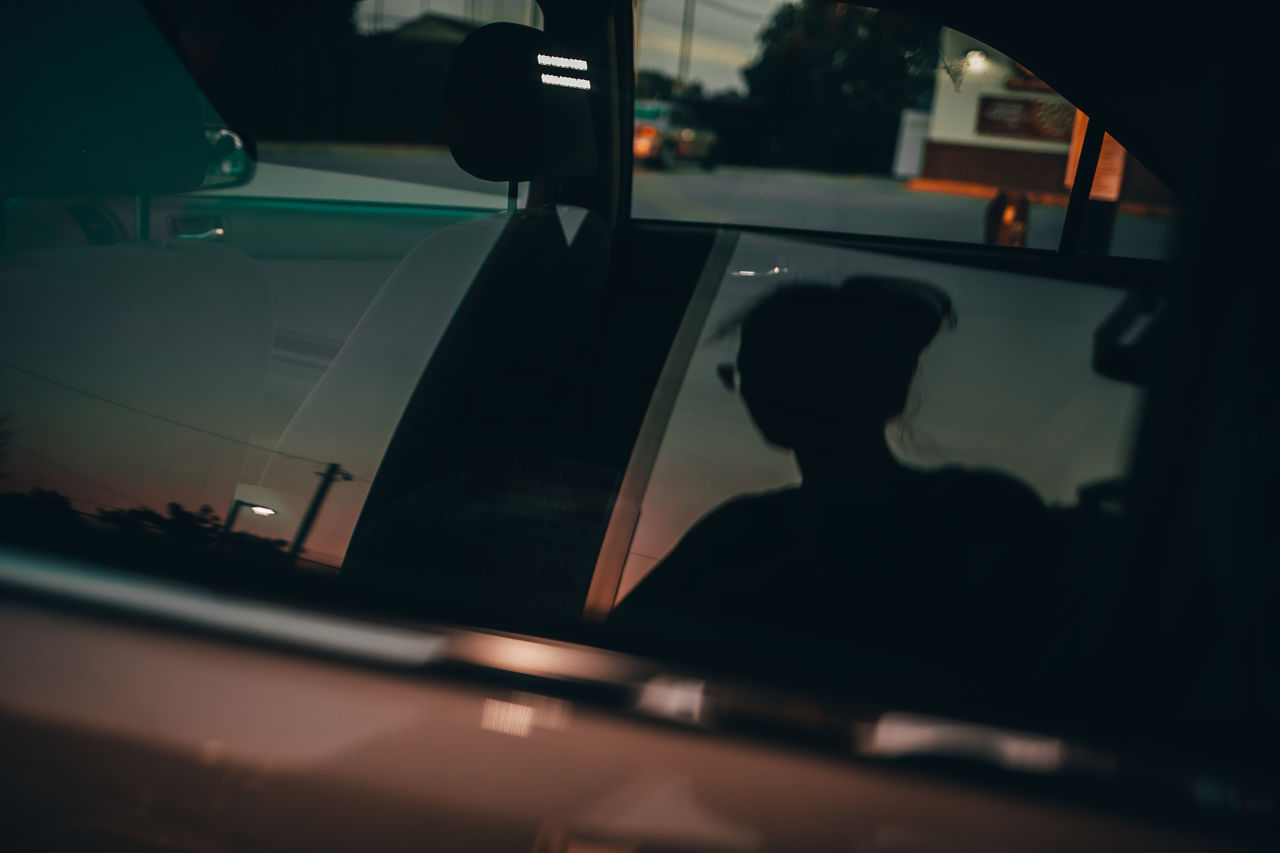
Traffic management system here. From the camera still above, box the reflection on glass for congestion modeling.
[858,712,1066,773]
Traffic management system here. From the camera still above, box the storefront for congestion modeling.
[915,27,1176,209]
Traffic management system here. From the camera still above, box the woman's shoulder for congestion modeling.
[697,485,804,524]
[659,485,804,559]
[922,465,1045,514]
[611,486,802,621]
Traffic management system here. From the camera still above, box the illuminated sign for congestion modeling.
[541,73,590,90]
[537,53,588,71]
[976,96,1074,143]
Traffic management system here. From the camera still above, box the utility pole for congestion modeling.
[289,462,352,563]
[677,0,695,90]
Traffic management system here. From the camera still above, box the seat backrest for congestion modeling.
[253,203,608,570]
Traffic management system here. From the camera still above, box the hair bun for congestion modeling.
[837,275,957,353]
[736,277,956,449]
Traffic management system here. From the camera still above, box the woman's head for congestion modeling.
[735,276,955,449]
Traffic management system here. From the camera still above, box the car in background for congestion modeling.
[633,99,718,170]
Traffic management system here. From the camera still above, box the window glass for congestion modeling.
[172,0,542,209]
[631,1,1182,255]
[0,0,576,590]
[612,231,1143,602]
[587,229,1155,727]
[1067,122,1184,260]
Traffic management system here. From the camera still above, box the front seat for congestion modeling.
[254,23,614,619]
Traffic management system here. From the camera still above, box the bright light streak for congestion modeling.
[537,53,588,71]
[481,699,535,737]
[541,73,591,90]
[861,712,1064,773]
[250,505,276,517]
[636,676,706,724]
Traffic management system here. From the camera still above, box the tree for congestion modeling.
[739,1,939,173]
[637,69,676,101]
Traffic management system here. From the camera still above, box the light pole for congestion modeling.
[677,0,695,91]
[289,462,352,564]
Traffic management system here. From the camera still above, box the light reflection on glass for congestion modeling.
[636,676,706,724]
[481,698,535,737]
[858,712,1065,773]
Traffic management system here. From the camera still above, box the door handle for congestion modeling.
[170,215,229,242]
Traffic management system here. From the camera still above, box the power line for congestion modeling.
[642,8,689,28]
[641,6,759,50]
[11,443,144,506]
[0,360,371,481]
[698,0,765,23]
[66,496,131,514]
[646,0,763,29]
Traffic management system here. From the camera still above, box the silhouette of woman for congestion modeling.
[613,276,1048,679]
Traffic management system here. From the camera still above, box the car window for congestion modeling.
[608,231,1143,604]
[1,0,607,600]
[588,225,1160,737]
[604,0,1183,715]
[632,1,1182,258]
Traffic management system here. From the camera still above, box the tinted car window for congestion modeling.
[594,229,1144,715]
[612,232,1143,603]
[1,0,617,609]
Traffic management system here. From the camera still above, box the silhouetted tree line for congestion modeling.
[0,488,291,579]
[642,1,939,173]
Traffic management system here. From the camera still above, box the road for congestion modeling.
[255,143,1176,259]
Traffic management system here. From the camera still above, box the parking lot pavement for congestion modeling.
[634,166,1007,245]
[252,144,1173,258]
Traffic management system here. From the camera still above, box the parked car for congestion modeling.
[1,0,1275,851]
[633,99,718,170]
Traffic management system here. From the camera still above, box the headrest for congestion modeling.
[0,1,210,197]
[444,23,597,183]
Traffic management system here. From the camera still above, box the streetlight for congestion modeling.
[964,50,989,72]
[222,498,277,540]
